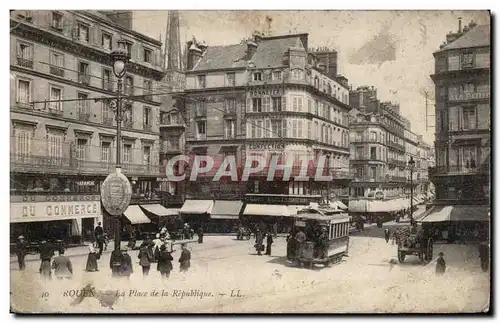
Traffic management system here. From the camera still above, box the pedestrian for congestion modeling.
[157,244,174,279]
[138,244,154,277]
[178,243,191,273]
[255,228,264,256]
[197,226,204,244]
[436,252,446,276]
[265,231,274,256]
[384,228,390,243]
[39,240,54,280]
[119,248,133,279]
[103,232,109,251]
[85,243,99,272]
[52,248,73,280]
[152,234,163,261]
[16,235,28,270]
[94,222,104,256]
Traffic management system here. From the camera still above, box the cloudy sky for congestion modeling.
[133,10,490,144]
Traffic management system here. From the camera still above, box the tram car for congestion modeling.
[288,207,350,269]
[396,226,433,263]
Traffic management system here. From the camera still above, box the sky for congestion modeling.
[132,10,490,145]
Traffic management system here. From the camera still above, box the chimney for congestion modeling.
[458,17,462,33]
[246,40,258,60]
[186,42,203,70]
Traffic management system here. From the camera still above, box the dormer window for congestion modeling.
[273,71,282,80]
[253,72,262,81]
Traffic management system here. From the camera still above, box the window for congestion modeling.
[196,121,206,138]
[16,79,31,105]
[78,62,89,84]
[143,80,153,96]
[271,120,283,138]
[125,76,134,95]
[102,33,112,50]
[50,87,62,111]
[142,48,152,63]
[314,121,319,140]
[76,139,87,160]
[102,102,112,123]
[14,128,32,157]
[253,72,262,81]
[225,120,236,138]
[256,120,263,138]
[77,93,88,116]
[273,71,282,80]
[78,23,89,42]
[370,166,377,179]
[272,97,282,112]
[292,96,303,112]
[103,69,112,90]
[123,144,132,164]
[462,107,476,130]
[263,97,270,112]
[315,100,319,115]
[461,52,474,69]
[292,69,303,80]
[226,73,235,86]
[225,98,236,114]
[48,133,63,162]
[370,147,377,160]
[143,146,151,165]
[252,98,262,112]
[196,101,207,116]
[356,147,363,159]
[463,146,477,169]
[100,142,111,164]
[52,12,62,30]
[17,42,33,64]
[125,42,133,55]
[197,75,206,88]
[50,51,64,73]
[143,107,151,127]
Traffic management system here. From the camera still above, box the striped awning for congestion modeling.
[124,205,151,224]
[210,200,243,219]
[179,200,213,215]
[243,204,289,217]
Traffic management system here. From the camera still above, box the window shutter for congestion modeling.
[91,23,100,46]
[282,96,287,111]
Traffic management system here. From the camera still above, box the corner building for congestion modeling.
[10,10,164,243]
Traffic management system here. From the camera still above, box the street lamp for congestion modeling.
[408,156,416,226]
[108,39,130,276]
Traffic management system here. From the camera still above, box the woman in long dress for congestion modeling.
[85,244,99,272]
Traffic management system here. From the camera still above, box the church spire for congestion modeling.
[164,10,183,71]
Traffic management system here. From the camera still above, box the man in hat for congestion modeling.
[39,240,54,280]
[16,235,28,270]
[196,226,204,244]
[255,228,264,256]
[119,247,133,279]
[436,252,446,275]
[265,231,274,256]
[178,243,191,273]
[94,222,104,256]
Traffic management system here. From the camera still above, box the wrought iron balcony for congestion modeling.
[387,141,405,151]
[50,65,64,77]
[17,57,33,69]
[430,165,489,176]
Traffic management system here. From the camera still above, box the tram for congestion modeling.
[288,207,350,269]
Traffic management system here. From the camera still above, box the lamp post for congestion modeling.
[326,152,331,206]
[408,156,416,226]
[105,39,130,276]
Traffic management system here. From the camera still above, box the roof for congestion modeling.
[251,36,304,68]
[440,24,490,51]
[193,43,248,71]
[192,34,304,71]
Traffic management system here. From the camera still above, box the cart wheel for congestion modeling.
[426,238,434,262]
[398,251,405,263]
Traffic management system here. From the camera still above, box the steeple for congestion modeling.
[164,10,183,71]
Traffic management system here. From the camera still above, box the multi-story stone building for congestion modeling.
[10,10,164,242]
[348,85,430,217]
[178,33,352,231]
[426,19,490,238]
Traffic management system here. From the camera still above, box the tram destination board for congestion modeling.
[101,171,132,216]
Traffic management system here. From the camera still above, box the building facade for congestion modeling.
[177,33,352,229]
[10,10,164,242]
[430,20,490,203]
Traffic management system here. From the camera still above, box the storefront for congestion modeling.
[10,194,102,243]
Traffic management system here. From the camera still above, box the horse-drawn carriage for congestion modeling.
[288,207,350,269]
[396,226,434,263]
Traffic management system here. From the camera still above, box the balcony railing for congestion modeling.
[49,108,63,116]
[449,91,490,102]
[102,117,114,126]
[17,57,33,69]
[78,73,90,85]
[430,165,489,176]
[388,141,405,151]
[10,154,161,176]
[50,65,64,77]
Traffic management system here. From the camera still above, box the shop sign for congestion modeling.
[248,142,285,150]
[101,171,132,216]
[11,195,100,203]
[10,201,101,223]
[76,181,95,186]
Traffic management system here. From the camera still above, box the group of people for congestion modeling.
[285,227,329,261]
[254,228,274,256]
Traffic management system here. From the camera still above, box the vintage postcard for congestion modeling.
[9,9,491,313]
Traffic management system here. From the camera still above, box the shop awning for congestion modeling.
[419,205,490,223]
[330,200,348,210]
[243,204,289,217]
[124,205,151,224]
[287,205,305,216]
[179,200,213,214]
[336,200,348,210]
[210,200,243,219]
[140,204,179,217]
